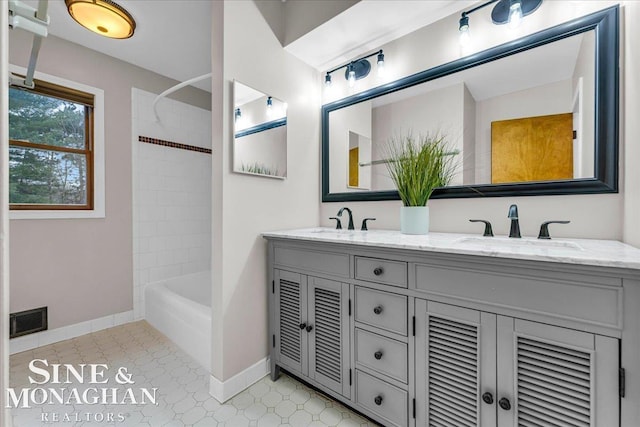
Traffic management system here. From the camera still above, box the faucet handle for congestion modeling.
[469,219,494,237]
[361,218,376,231]
[329,217,342,230]
[538,221,570,239]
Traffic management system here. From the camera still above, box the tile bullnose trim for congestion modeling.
[139,135,212,154]
[209,357,270,403]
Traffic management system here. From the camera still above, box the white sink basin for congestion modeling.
[454,236,583,251]
[308,228,361,234]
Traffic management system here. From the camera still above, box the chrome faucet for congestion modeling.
[337,207,355,230]
[508,204,521,238]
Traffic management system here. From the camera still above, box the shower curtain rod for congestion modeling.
[8,0,49,89]
[152,73,212,122]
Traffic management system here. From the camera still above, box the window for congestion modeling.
[9,78,94,210]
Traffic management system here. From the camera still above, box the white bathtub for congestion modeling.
[145,271,211,371]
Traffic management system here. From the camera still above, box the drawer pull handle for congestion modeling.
[306,325,313,333]
[374,351,383,360]
[373,306,383,315]
[499,397,511,411]
[482,392,494,405]
[374,395,383,406]
[299,322,307,330]
[373,267,384,276]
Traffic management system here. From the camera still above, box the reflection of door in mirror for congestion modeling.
[491,113,573,184]
[329,101,372,193]
[347,131,371,189]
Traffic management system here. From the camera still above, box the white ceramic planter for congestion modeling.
[400,206,429,235]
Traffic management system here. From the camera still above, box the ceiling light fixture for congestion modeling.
[324,50,386,89]
[459,0,542,45]
[65,0,136,39]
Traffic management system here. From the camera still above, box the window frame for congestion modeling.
[9,65,105,220]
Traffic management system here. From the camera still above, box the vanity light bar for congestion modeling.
[324,50,385,88]
[459,0,543,46]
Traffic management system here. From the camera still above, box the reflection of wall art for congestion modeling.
[491,113,573,184]
[347,131,371,190]
[348,147,359,187]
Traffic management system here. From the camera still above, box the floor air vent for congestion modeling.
[10,306,48,338]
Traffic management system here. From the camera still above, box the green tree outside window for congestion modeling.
[8,80,94,210]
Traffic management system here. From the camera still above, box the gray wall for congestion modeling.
[211,0,320,381]
[8,31,210,329]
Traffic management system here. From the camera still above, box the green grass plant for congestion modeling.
[240,162,278,176]
[383,131,459,206]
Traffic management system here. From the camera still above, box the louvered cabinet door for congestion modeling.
[416,300,497,427]
[497,317,620,427]
[308,276,351,398]
[274,270,308,376]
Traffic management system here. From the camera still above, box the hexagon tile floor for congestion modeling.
[9,321,377,427]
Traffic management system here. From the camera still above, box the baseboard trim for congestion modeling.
[9,310,134,355]
[209,357,270,403]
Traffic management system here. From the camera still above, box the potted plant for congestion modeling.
[383,131,459,234]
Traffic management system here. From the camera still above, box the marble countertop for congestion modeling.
[262,228,640,271]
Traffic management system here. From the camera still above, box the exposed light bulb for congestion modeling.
[508,0,523,29]
[348,69,356,88]
[266,97,273,117]
[459,27,470,46]
[377,52,385,77]
[459,15,470,47]
[324,73,332,87]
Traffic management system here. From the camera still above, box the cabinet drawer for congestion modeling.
[355,256,407,288]
[355,328,408,383]
[274,246,349,278]
[415,263,622,330]
[356,370,407,427]
[355,287,407,335]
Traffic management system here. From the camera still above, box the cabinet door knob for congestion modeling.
[498,397,511,411]
[373,306,383,315]
[373,267,384,276]
[374,351,383,360]
[306,325,313,333]
[299,322,307,330]
[482,392,494,405]
[374,395,383,406]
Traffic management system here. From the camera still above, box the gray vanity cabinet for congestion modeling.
[265,234,634,427]
[415,299,620,427]
[273,269,351,398]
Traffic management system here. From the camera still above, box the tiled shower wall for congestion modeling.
[132,88,212,319]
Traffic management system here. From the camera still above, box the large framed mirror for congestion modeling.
[322,6,618,202]
[234,80,287,179]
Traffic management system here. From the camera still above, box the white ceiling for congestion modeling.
[24,0,478,93]
[23,0,212,92]
[284,0,477,71]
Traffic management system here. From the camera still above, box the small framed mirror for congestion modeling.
[233,81,287,179]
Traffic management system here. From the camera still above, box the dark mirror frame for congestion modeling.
[322,6,618,202]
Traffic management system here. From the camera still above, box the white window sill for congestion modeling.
[10,208,105,220]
